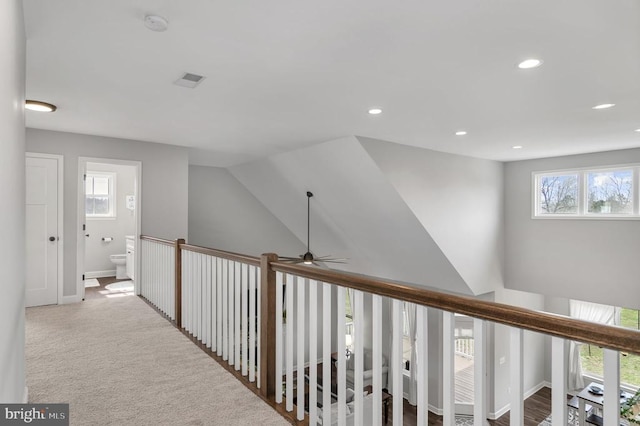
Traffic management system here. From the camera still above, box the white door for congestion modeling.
[26,156,60,307]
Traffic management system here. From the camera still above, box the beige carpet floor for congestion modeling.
[25,294,289,426]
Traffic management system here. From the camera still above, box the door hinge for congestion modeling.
[83,174,86,181]
[83,224,86,231]
[82,274,85,280]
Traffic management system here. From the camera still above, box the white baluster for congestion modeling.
[275,272,283,403]
[443,311,455,426]
[249,264,257,383]
[510,328,524,426]
[242,263,248,376]
[229,261,236,366]
[392,299,404,426]
[205,255,211,348]
[372,294,383,426]
[309,279,318,423]
[216,258,222,356]
[354,290,364,426]
[417,306,429,426]
[197,253,202,340]
[322,283,332,423]
[296,276,306,421]
[474,318,487,426]
[235,261,241,370]
[222,259,228,361]
[256,265,261,389]
[603,349,620,426]
[211,256,217,352]
[285,274,294,412]
[337,286,347,426]
[551,337,567,426]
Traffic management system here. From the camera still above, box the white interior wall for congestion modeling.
[26,128,189,299]
[84,162,136,275]
[359,137,505,295]
[0,0,26,402]
[491,288,547,417]
[188,165,305,256]
[505,148,640,308]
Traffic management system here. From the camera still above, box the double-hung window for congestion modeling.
[86,172,116,218]
[533,165,640,219]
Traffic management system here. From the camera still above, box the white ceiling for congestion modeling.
[23,0,640,167]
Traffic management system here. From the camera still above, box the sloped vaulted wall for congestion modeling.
[230,136,504,295]
[360,137,504,295]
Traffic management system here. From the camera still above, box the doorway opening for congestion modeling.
[77,158,141,301]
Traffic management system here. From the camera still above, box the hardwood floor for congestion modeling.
[84,276,133,300]
[385,386,551,426]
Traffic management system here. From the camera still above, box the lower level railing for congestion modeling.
[139,235,640,426]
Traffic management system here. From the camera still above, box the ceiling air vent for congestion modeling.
[174,72,205,88]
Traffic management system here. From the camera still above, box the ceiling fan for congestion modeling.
[279,191,347,265]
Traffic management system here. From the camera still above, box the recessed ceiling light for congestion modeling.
[144,15,169,32]
[25,100,57,112]
[512,145,523,149]
[368,108,382,115]
[455,131,467,136]
[518,59,543,69]
[592,103,615,110]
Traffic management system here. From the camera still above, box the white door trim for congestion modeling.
[26,152,64,305]
[77,157,142,300]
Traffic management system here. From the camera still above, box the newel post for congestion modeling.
[260,253,278,400]
[175,238,185,328]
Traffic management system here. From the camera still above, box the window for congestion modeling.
[86,173,115,218]
[580,307,640,387]
[534,165,640,218]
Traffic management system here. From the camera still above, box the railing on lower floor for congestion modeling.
[139,235,640,426]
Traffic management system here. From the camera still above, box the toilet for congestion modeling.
[109,254,127,279]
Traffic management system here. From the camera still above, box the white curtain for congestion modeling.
[568,300,620,390]
[405,302,418,405]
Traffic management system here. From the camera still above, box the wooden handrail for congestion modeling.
[270,261,640,355]
[180,243,261,267]
[140,235,175,246]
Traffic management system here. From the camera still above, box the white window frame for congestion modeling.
[532,163,640,220]
[86,172,116,219]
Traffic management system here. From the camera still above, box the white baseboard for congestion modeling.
[489,381,549,420]
[23,386,28,403]
[61,295,82,304]
[85,270,116,279]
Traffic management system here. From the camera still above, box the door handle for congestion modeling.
[85,234,90,237]
[49,236,56,242]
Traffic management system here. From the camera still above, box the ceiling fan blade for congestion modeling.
[318,259,348,264]
[278,256,301,260]
[314,255,348,261]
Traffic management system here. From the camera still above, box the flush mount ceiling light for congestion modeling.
[455,131,467,136]
[144,15,169,32]
[512,145,523,149]
[368,108,383,115]
[592,103,615,110]
[279,191,347,266]
[635,129,640,133]
[518,59,543,69]
[25,100,57,112]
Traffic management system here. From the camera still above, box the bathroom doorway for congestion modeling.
[77,158,141,301]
